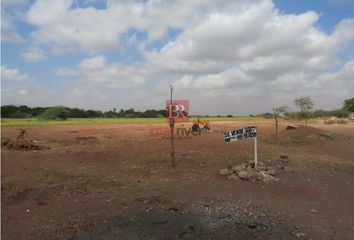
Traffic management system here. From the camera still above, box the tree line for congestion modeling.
[258,97,354,120]
[1,97,353,120]
[1,105,166,119]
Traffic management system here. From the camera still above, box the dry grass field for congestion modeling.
[1,119,354,240]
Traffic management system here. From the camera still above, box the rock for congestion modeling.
[310,209,317,213]
[219,168,232,175]
[231,165,245,173]
[247,222,257,229]
[260,172,278,182]
[286,125,298,130]
[238,171,249,180]
[282,166,294,172]
[266,168,276,176]
[223,161,279,183]
[247,170,258,182]
[255,162,266,171]
[279,154,289,162]
[246,165,253,172]
[256,161,265,167]
[248,161,256,168]
[168,207,179,212]
[227,174,239,181]
[255,173,264,181]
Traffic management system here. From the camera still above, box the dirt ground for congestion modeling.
[1,119,354,240]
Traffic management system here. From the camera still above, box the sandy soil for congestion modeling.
[1,119,354,240]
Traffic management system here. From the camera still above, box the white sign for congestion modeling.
[224,126,258,167]
[224,126,257,143]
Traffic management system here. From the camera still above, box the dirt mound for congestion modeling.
[274,125,340,144]
[3,139,48,151]
[2,137,12,146]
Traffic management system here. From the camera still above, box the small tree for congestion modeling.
[40,106,69,120]
[344,98,354,112]
[294,97,314,126]
[272,106,288,137]
[344,98,354,119]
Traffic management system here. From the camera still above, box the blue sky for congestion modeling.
[1,0,354,115]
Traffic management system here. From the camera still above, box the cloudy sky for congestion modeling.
[1,0,354,115]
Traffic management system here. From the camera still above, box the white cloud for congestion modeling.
[78,55,106,71]
[147,5,354,74]
[55,68,79,77]
[21,47,46,63]
[77,60,148,86]
[1,65,30,82]
[1,8,24,43]
[2,0,354,114]
[1,0,27,7]
[25,0,258,52]
[19,89,28,95]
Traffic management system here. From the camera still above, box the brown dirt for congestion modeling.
[1,119,354,239]
[4,139,48,151]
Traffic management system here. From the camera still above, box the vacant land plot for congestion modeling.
[1,117,256,127]
[2,119,354,240]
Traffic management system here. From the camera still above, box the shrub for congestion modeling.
[39,106,69,120]
[337,119,347,124]
[324,119,336,125]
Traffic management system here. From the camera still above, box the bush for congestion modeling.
[337,119,347,124]
[9,110,28,118]
[40,106,69,120]
[324,119,336,125]
[284,111,300,120]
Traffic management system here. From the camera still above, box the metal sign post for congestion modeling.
[224,126,258,168]
[254,134,257,167]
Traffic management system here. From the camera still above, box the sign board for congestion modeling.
[224,126,258,167]
[224,126,257,143]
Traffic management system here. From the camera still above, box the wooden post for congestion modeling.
[273,108,278,137]
[169,85,176,167]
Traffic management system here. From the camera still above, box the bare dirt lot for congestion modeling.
[2,119,354,240]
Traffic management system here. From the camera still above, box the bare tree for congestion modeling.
[272,106,288,137]
[294,97,314,126]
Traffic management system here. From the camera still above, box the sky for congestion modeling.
[1,0,354,115]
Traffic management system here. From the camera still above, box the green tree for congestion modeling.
[343,98,354,113]
[69,108,88,118]
[294,97,314,126]
[40,106,69,120]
